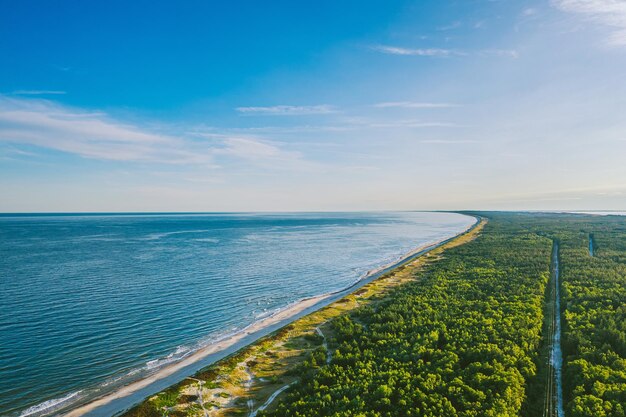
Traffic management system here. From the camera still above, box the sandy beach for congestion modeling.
[62,216,479,417]
[63,294,330,417]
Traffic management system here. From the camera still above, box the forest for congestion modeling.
[261,213,626,417]
[262,214,554,417]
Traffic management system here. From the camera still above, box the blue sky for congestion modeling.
[1,0,626,211]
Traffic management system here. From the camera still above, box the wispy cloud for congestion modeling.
[366,121,463,128]
[553,0,626,46]
[0,145,40,161]
[521,7,538,17]
[11,90,67,96]
[372,45,518,58]
[0,97,189,163]
[222,124,355,134]
[374,102,459,109]
[437,21,462,31]
[474,20,486,29]
[236,105,335,115]
[420,139,479,144]
[216,137,303,163]
[0,96,307,168]
[371,45,462,57]
[224,119,463,133]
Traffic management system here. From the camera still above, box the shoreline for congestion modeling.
[59,215,479,417]
[62,294,331,417]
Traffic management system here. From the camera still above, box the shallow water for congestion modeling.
[0,211,474,416]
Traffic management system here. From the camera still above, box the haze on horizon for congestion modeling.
[1,0,626,212]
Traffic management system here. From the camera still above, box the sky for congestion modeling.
[1,0,626,212]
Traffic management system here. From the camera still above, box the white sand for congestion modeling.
[63,294,329,417]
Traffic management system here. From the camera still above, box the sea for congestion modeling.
[0,211,474,416]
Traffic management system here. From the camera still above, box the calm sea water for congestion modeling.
[0,212,474,416]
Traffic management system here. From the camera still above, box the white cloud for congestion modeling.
[216,137,302,161]
[374,102,459,108]
[437,21,462,31]
[223,124,355,133]
[196,134,316,170]
[0,97,199,163]
[522,7,538,17]
[371,45,461,57]
[372,45,518,58]
[0,97,306,168]
[11,90,67,95]
[553,0,626,46]
[474,20,486,29]
[236,105,335,115]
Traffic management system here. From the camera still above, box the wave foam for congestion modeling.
[142,229,212,241]
[145,346,192,370]
[19,391,83,417]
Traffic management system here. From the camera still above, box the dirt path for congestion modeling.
[315,326,332,364]
[543,242,564,417]
[184,378,208,417]
[248,383,293,417]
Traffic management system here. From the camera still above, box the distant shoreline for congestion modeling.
[60,214,479,417]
